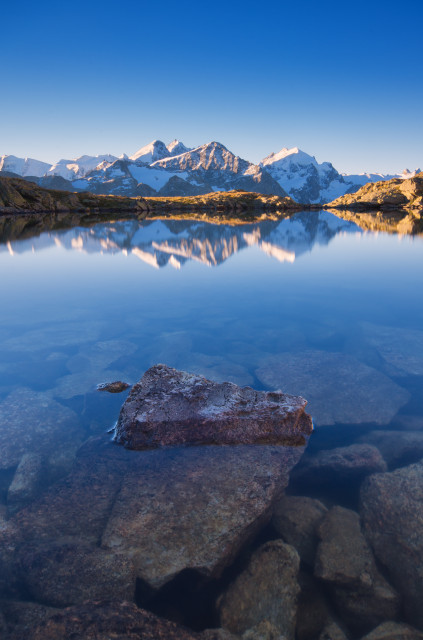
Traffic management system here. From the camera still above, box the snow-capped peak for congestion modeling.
[0,155,52,177]
[47,154,118,179]
[167,140,191,156]
[151,140,248,174]
[130,140,170,163]
[261,147,317,168]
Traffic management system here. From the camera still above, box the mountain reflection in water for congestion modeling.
[0,211,361,268]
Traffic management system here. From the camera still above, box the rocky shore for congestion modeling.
[0,176,303,219]
[327,172,423,212]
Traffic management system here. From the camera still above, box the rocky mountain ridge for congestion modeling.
[1,140,420,204]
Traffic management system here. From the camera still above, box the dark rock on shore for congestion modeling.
[360,461,423,630]
[218,540,300,638]
[114,364,312,449]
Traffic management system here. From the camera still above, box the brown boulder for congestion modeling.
[18,541,136,607]
[114,364,312,449]
[271,496,327,566]
[360,621,423,640]
[360,461,423,630]
[315,506,399,634]
[28,601,201,640]
[218,540,300,638]
[292,444,387,488]
[102,444,304,589]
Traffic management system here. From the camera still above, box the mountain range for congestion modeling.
[0,140,420,204]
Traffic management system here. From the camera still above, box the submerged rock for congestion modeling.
[361,322,423,377]
[96,380,131,393]
[271,496,327,566]
[296,572,330,640]
[114,364,312,449]
[218,540,300,638]
[360,461,423,630]
[18,541,136,607]
[7,453,43,514]
[315,506,400,634]
[360,622,423,640]
[101,444,303,589]
[0,388,81,470]
[318,619,348,640]
[12,433,305,596]
[29,601,202,640]
[0,600,59,640]
[358,430,423,469]
[291,444,387,488]
[255,350,409,426]
[242,621,288,639]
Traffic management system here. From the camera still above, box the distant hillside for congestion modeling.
[327,172,423,211]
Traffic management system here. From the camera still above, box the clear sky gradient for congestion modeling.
[1,0,422,173]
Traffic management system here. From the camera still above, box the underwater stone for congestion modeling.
[0,388,81,470]
[272,496,328,566]
[360,461,423,630]
[29,601,203,640]
[255,350,409,426]
[218,540,300,639]
[315,506,400,634]
[102,444,304,590]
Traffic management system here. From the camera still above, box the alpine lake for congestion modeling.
[1,209,423,640]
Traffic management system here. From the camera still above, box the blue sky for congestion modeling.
[1,0,422,173]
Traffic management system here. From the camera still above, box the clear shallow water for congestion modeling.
[1,210,423,636]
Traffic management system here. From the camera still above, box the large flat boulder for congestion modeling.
[101,444,304,589]
[114,364,312,449]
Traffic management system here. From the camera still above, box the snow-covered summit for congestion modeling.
[262,147,318,168]
[130,140,170,164]
[167,140,191,156]
[152,141,248,173]
[0,155,51,177]
[48,154,118,180]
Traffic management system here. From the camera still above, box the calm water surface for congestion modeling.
[1,210,423,635]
